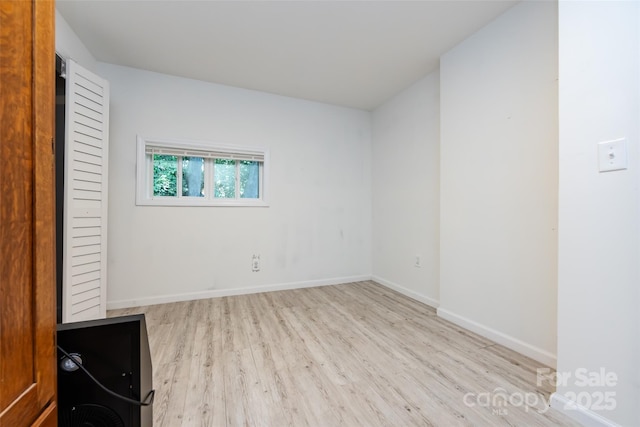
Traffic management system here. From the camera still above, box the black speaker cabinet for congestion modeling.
[57,314,154,427]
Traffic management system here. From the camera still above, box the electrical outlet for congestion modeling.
[252,254,260,272]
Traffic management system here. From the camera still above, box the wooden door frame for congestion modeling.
[0,0,57,425]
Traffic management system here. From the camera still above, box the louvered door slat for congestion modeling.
[63,60,109,323]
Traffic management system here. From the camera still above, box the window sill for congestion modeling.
[136,198,269,207]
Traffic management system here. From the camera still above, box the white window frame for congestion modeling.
[136,136,269,207]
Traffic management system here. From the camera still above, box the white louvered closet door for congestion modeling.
[62,60,109,323]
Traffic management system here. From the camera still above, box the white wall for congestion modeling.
[97,63,372,308]
[439,1,559,366]
[553,1,640,426]
[371,71,440,307]
[55,10,98,72]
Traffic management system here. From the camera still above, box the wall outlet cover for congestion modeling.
[598,138,628,172]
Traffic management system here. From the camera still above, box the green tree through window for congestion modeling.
[214,159,236,198]
[140,136,267,206]
[182,157,204,197]
[153,155,177,196]
[240,161,259,198]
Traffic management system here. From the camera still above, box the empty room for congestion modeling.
[1,0,636,426]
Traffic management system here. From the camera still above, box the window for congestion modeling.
[136,136,268,206]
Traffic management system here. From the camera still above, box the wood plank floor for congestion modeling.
[109,281,578,426]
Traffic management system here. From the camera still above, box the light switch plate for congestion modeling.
[598,138,628,172]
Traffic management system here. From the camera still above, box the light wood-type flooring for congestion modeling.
[109,281,578,426]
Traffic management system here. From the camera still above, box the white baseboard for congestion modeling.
[106,275,371,310]
[436,307,557,368]
[550,393,620,427]
[371,275,440,309]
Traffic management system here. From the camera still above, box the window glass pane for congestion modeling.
[214,159,236,198]
[182,157,205,197]
[153,154,177,196]
[240,161,260,199]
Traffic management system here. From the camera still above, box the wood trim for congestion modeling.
[0,0,37,416]
[32,0,56,411]
[0,0,56,425]
[0,386,38,426]
[31,402,57,427]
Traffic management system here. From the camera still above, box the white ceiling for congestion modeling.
[56,0,517,111]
